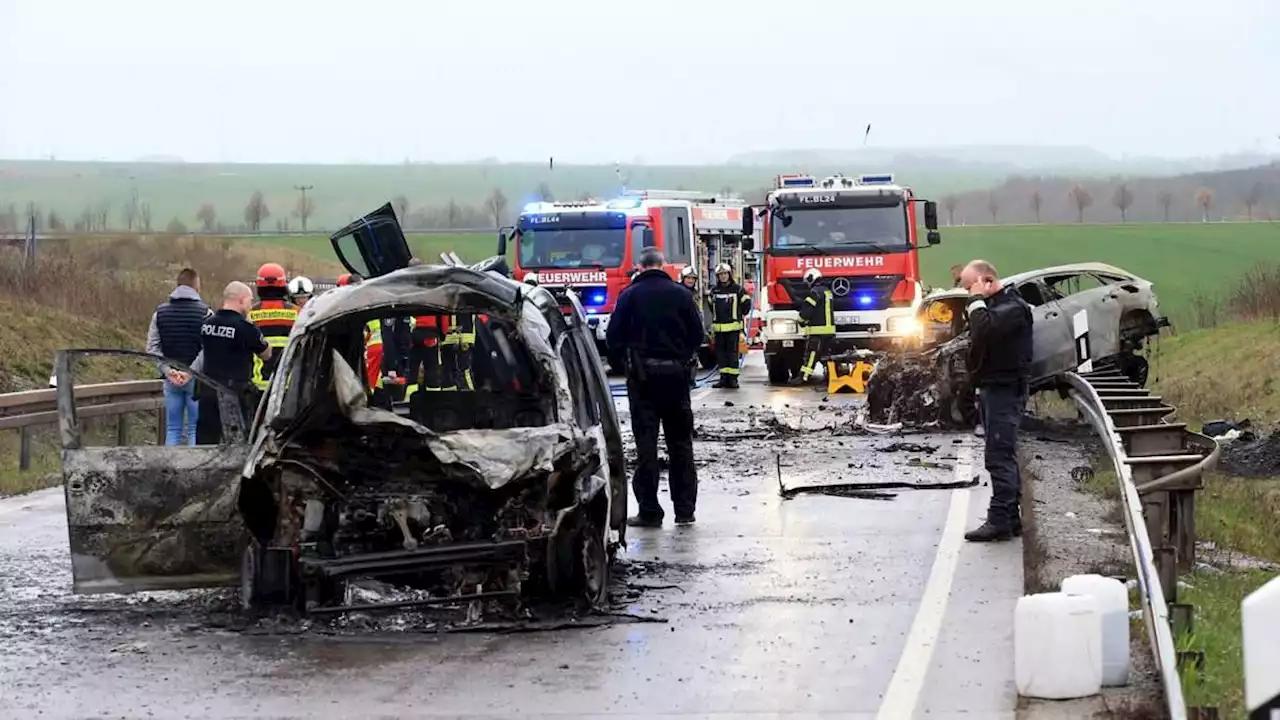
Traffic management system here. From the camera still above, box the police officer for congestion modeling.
[793,268,835,385]
[191,282,270,445]
[248,263,299,391]
[606,247,705,527]
[959,259,1033,542]
[710,262,751,389]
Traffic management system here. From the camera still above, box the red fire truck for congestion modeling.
[741,173,941,385]
[501,191,751,366]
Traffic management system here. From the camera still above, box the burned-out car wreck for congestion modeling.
[867,262,1169,427]
[59,254,628,616]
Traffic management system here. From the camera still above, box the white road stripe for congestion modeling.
[876,446,973,720]
[691,388,712,404]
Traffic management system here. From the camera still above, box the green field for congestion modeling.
[251,222,1278,330]
[0,159,1001,233]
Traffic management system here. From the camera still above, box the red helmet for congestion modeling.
[256,262,287,288]
[337,272,363,286]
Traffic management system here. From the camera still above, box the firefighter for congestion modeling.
[248,263,299,391]
[792,268,835,386]
[442,312,477,391]
[404,313,447,399]
[288,276,314,309]
[710,262,750,389]
[679,265,697,292]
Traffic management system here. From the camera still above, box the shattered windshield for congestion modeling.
[772,205,910,253]
[517,228,627,269]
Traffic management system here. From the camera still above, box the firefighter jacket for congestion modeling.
[363,318,409,389]
[410,314,448,347]
[442,314,477,348]
[799,286,835,336]
[247,298,298,389]
[710,281,751,334]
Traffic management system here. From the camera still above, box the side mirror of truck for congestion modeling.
[497,231,507,257]
[927,231,941,246]
[741,209,755,237]
[923,201,939,231]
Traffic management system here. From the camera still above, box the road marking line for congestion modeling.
[692,388,712,404]
[876,446,973,720]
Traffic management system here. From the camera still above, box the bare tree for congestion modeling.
[1029,190,1043,223]
[1195,187,1213,222]
[446,199,460,228]
[1244,182,1264,221]
[293,193,316,232]
[986,192,999,224]
[47,209,64,231]
[534,182,554,202]
[486,188,509,228]
[943,195,959,226]
[1111,183,1134,223]
[196,204,217,232]
[139,202,152,232]
[392,194,410,223]
[121,201,138,232]
[94,201,111,231]
[244,191,270,232]
[165,217,188,235]
[1068,185,1093,223]
[1157,190,1174,221]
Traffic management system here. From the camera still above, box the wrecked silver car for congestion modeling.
[868,262,1169,426]
[58,250,627,614]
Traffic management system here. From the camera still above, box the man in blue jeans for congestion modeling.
[146,268,212,445]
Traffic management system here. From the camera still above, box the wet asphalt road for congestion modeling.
[0,355,1023,719]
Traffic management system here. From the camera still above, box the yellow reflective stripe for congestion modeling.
[248,308,298,322]
[824,290,834,329]
[252,356,268,389]
[267,336,288,348]
[721,367,740,375]
[712,322,743,332]
[366,319,382,345]
[441,335,460,345]
[804,297,817,306]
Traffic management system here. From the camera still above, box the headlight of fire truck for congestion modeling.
[770,318,800,336]
[887,316,923,336]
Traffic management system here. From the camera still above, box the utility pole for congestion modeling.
[293,184,314,232]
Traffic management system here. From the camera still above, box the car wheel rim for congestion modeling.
[581,522,607,605]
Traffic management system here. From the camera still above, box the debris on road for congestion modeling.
[865,335,975,429]
[1218,426,1280,477]
[877,442,938,454]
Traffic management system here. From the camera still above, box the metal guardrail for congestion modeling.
[0,380,164,469]
[1065,367,1222,720]
[0,229,494,241]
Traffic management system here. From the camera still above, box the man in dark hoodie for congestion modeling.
[145,268,212,445]
[606,248,706,527]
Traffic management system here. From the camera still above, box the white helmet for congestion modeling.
[803,268,823,285]
[678,266,697,279]
[288,276,314,296]
[714,262,732,275]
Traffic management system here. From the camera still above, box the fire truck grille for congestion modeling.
[778,275,904,312]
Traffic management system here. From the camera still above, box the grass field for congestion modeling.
[249,222,1280,330]
[0,159,1001,233]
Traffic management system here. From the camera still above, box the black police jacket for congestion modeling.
[966,285,1033,388]
[606,268,705,365]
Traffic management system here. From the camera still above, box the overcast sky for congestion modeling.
[2,0,1277,164]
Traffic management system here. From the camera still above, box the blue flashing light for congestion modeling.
[585,290,608,306]
[523,202,543,213]
[858,173,895,185]
[780,176,816,187]
[857,294,875,307]
[586,308,599,314]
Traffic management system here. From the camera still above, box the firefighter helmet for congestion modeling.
[288,276,314,297]
[714,262,732,276]
[678,266,697,279]
[803,268,823,285]
[337,272,363,286]
[256,262,287,288]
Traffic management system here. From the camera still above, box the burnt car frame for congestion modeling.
[58,209,628,614]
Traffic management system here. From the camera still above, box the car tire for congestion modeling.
[766,355,790,385]
[1119,354,1149,387]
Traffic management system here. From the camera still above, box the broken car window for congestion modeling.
[1043,272,1108,298]
[1016,281,1047,307]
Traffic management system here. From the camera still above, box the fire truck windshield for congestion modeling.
[517,227,627,269]
[770,204,910,254]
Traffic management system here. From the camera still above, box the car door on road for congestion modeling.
[1040,271,1124,366]
[1012,277,1077,381]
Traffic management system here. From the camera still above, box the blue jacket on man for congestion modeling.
[606,268,705,369]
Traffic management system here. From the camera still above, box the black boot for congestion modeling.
[964,521,1013,542]
[627,515,662,528]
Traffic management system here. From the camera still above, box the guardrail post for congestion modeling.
[1170,602,1194,637]
[18,426,31,470]
[116,414,128,446]
[155,407,166,446]
[1172,490,1197,573]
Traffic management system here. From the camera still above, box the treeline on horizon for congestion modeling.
[2,162,1278,234]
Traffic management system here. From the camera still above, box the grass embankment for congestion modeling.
[1077,311,1280,716]
[0,235,340,496]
